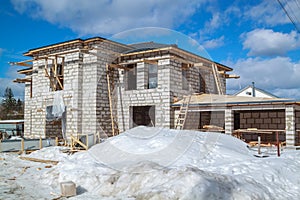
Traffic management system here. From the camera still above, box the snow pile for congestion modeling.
[1,126,300,199]
[86,126,252,171]
[26,146,69,162]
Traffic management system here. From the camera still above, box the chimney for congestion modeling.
[252,82,256,97]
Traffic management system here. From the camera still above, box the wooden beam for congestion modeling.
[162,55,192,66]
[34,49,80,60]
[143,59,158,65]
[13,78,32,83]
[225,74,240,79]
[108,63,128,70]
[54,56,58,76]
[19,156,59,165]
[44,66,56,90]
[24,39,85,56]
[10,59,34,67]
[44,57,48,77]
[17,68,33,74]
[170,48,233,72]
[71,135,88,150]
[107,64,117,136]
[16,62,31,67]
[181,63,191,69]
[50,56,63,90]
[193,63,204,67]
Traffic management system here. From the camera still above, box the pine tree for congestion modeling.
[1,87,17,119]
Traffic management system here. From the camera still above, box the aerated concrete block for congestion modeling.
[60,181,76,197]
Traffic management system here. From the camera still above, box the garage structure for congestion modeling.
[173,94,300,147]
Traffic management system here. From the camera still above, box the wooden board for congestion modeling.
[19,156,59,165]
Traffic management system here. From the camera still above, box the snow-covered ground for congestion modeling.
[1,126,300,199]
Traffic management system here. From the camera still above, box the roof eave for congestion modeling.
[172,99,297,107]
[23,37,132,57]
[120,46,232,71]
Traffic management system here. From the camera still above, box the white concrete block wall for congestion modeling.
[22,38,227,139]
[22,40,130,139]
[24,51,84,139]
[118,55,222,131]
[286,105,296,147]
[225,108,234,135]
[23,81,31,137]
[94,43,129,137]
[117,59,172,131]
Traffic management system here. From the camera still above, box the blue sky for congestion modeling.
[0,0,300,100]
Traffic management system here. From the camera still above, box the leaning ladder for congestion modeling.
[212,63,224,95]
[175,95,192,130]
[106,64,119,136]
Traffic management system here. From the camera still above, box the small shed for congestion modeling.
[0,120,24,138]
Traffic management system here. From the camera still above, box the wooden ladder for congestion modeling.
[175,95,192,130]
[212,63,224,95]
[106,64,119,136]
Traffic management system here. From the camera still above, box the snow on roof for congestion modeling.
[0,119,24,124]
[172,93,295,107]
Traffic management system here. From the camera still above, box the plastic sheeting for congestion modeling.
[52,91,65,118]
[45,91,67,140]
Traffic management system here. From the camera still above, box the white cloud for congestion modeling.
[227,57,300,99]
[242,29,300,56]
[202,36,224,49]
[244,0,289,26]
[203,12,222,33]
[196,4,239,48]
[11,0,205,36]
[0,68,25,100]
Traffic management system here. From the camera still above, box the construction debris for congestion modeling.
[60,181,76,197]
[19,156,59,165]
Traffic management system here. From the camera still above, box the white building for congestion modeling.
[234,82,278,98]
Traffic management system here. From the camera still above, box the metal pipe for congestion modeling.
[252,82,256,97]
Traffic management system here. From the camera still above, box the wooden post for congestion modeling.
[276,131,280,157]
[70,134,74,150]
[39,136,43,149]
[55,137,59,146]
[21,138,25,154]
[106,64,116,136]
[258,136,261,155]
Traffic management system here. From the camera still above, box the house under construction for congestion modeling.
[14,37,300,148]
